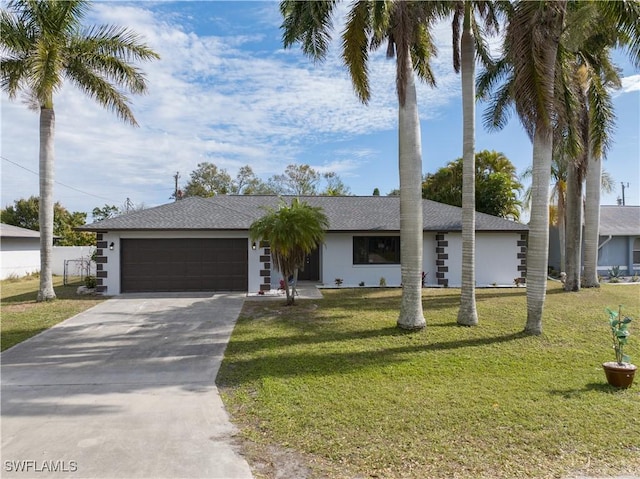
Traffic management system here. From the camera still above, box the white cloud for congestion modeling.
[0,3,507,212]
[620,75,640,93]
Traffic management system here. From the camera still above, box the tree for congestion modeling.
[179,162,351,197]
[322,172,351,196]
[422,151,523,219]
[232,166,265,195]
[268,164,321,196]
[183,162,233,197]
[1,0,159,301]
[522,151,568,275]
[372,188,380,196]
[91,204,120,222]
[478,0,567,335]
[1,196,94,245]
[555,2,619,292]
[577,1,640,288]
[249,198,328,305]
[281,0,442,329]
[91,199,146,222]
[449,0,502,327]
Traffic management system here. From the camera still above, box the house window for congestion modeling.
[633,238,640,264]
[353,236,400,264]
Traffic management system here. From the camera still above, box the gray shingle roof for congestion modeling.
[599,206,640,236]
[79,196,528,233]
[0,223,41,238]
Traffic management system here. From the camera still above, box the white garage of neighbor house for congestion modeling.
[0,223,41,280]
[78,196,529,295]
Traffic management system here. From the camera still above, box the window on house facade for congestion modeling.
[634,238,640,264]
[353,236,401,264]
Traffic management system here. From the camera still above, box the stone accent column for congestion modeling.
[435,232,449,287]
[94,233,108,293]
[517,233,527,278]
[259,240,271,292]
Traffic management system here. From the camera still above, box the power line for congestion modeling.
[1,155,112,201]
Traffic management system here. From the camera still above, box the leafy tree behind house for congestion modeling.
[91,204,120,222]
[250,198,328,305]
[91,199,146,222]
[183,162,233,197]
[422,150,523,220]
[180,162,352,197]
[2,196,94,245]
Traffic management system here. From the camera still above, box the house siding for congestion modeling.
[598,235,640,275]
[0,237,40,280]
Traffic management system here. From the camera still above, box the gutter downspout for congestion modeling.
[598,235,613,250]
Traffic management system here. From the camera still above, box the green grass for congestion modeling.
[217,283,640,478]
[1,275,105,351]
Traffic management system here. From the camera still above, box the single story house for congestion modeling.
[78,195,529,295]
[597,205,640,275]
[548,205,640,276]
[0,223,41,280]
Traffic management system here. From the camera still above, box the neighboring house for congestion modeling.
[78,196,529,295]
[0,223,40,280]
[597,205,640,276]
[548,205,640,276]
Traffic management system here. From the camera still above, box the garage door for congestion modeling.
[121,239,248,292]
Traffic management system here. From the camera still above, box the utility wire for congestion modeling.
[1,155,112,201]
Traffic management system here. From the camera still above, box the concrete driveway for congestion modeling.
[1,293,253,479]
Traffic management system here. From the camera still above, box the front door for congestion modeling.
[297,247,320,281]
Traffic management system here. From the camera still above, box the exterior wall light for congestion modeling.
[251,241,257,250]
[109,242,115,251]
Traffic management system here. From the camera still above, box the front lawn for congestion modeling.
[217,282,640,478]
[1,276,105,351]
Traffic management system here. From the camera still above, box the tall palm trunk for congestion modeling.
[564,159,583,291]
[557,193,566,273]
[583,151,601,287]
[457,1,478,326]
[397,56,426,330]
[523,0,566,336]
[525,124,553,335]
[37,107,56,301]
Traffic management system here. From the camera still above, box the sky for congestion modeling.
[1,1,639,222]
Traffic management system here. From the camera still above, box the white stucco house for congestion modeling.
[0,223,41,280]
[78,196,529,295]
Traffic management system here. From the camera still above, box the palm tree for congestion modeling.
[1,0,159,301]
[556,0,638,291]
[450,1,502,326]
[280,0,442,329]
[482,1,639,307]
[581,0,640,288]
[249,198,328,305]
[478,0,567,335]
[522,153,568,273]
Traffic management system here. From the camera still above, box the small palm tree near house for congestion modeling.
[250,198,328,306]
[0,0,159,301]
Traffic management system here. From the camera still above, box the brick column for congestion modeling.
[435,232,449,287]
[517,233,527,278]
[259,240,271,292]
[94,233,108,293]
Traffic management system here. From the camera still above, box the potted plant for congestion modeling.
[602,305,636,388]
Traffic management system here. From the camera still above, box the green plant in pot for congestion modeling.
[603,305,637,388]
